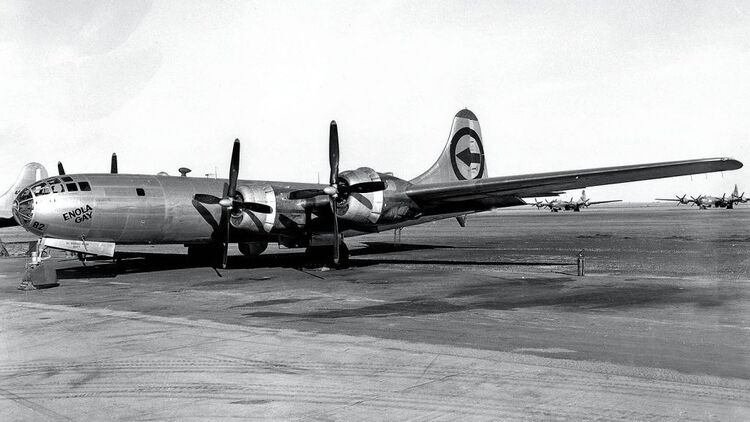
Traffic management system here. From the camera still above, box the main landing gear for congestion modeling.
[305,242,349,269]
[186,244,225,267]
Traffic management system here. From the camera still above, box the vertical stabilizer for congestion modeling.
[410,109,487,184]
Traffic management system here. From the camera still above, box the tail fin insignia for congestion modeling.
[450,126,485,180]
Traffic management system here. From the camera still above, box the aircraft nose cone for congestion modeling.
[12,187,34,227]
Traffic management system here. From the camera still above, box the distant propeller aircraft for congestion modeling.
[656,185,747,209]
[530,190,621,212]
[8,109,744,268]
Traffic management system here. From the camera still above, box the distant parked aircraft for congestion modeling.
[656,185,747,209]
[530,190,621,212]
[656,185,750,210]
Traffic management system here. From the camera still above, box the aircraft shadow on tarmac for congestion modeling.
[243,281,732,319]
[54,242,572,280]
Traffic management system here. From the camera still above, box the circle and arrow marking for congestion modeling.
[449,127,485,180]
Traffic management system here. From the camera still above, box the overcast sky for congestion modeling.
[1,1,748,201]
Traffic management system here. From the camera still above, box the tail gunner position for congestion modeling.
[11,110,743,268]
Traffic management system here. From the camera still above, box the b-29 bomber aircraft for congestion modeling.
[9,109,744,268]
[656,185,747,209]
[530,190,621,212]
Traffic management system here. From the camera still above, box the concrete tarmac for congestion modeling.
[1,207,749,420]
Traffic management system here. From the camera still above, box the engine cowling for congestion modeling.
[336,167,384,225]
[229,184,276,233]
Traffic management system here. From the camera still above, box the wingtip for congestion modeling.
[721,157,743,169]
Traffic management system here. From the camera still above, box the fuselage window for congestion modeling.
[66,183,78,192]
[136,188,145,197]
[79,181,91,191]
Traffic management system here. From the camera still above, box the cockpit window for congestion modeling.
[32,183,50,196]
[66,183,78,192]
[50,182,65,193]
[61,176,73,182]
[79,181,91,191]
[12,188,33,225]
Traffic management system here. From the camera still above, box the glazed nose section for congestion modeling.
[12,187,34,227]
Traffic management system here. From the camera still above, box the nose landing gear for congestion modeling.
[19,240,57,290]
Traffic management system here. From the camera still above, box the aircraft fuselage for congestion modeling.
[12,173,521,247]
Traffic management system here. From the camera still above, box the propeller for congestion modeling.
[192,139,272,268]
[57,162,65,176]
[287,121,386,267]
[676,194,688,205]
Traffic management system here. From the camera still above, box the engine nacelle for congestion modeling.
[336,167,384,225]
[229,184,276,233]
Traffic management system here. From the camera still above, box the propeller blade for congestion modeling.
[288,189,326,200]
[340,181,386,195]
[110,153,118,174]
[329,121,339,186]
[222,208,230,269]
[236,201,273,214]
[193,194,221,204]
[57,162,65,176]
[228,139,240,198]
[330,199,340,265]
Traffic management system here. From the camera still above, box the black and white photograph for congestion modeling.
[1,1,748,420]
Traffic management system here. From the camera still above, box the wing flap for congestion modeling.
[406,158,742,205]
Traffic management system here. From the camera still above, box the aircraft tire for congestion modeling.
[238,241,268,257]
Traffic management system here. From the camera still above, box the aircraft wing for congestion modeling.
[586,200,622,206]
[405,158,742,206]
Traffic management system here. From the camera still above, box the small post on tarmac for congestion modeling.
[393,228,403,246]
[577,250,585,276]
